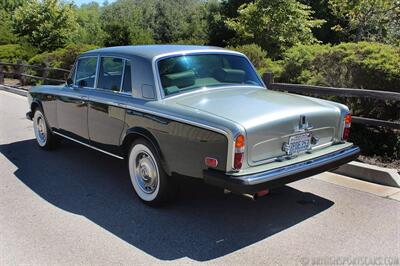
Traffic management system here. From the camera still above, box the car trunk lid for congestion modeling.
[170,86,342,166]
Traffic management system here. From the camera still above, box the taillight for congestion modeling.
[234,134,245,170]
[342,114,351,140]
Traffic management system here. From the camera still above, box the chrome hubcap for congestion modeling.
[34,114,47,145]
[134,152,158,194]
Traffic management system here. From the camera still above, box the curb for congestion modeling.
[2,84,399,188]
[0,84,28,97]
[332,161,400,188]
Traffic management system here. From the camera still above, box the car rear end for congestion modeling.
[200,92,359,195]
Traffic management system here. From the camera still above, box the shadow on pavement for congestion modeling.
[0,139,334,261]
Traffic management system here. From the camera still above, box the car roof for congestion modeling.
[80,45,242,60]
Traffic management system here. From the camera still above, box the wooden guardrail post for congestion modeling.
[42,63,49,85]
[262,72,274,87]
[16,59,26,86]
[0,64,4,84]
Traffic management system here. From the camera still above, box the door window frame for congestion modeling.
[94,56,134,95]
[72,55,99,89]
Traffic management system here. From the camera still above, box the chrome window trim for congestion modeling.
[163,84,265,101]
[53,131,124,160]
[152,51,266,99]
[89,55,134,97]
[96,56,125,92]
[119,59,126,92]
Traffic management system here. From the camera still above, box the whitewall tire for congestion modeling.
[128,139,175,205]
[33,109,57,150]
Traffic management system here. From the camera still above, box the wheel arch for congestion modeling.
[30,100,43,113]
[121,127,170,175]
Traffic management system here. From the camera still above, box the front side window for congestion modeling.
[97,57,124,91]
[158,54,262,96]
[75,57,97,87]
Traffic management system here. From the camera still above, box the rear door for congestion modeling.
[88,57,132,154]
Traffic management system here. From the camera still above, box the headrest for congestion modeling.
[162,70,195,89]
[164,86,180,95]
[214,68,245,83]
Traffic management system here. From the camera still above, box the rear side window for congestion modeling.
[97,57,124,91]
[121,60,132,93]
[75,57,97,87]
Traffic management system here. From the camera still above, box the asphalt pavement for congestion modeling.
[1,90,399,265]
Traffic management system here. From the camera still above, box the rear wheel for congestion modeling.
[128,139,176,206]
[33,109,57,150]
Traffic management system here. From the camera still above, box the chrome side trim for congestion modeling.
[233,146,360,185]
[162,85,265,101]
[84,95,230,137]
[53,131,124,160]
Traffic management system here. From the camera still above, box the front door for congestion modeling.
[57,56,98,143]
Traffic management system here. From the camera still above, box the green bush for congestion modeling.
[227,44,283,75]
[278,44,331,84]
[0,44,36,63]
[28,43,98,81]
[279,42,400,91]
[29,43,98,70]
[277,42,400,160]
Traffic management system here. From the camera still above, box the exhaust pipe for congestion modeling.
[224,189,269,201]
[242,193,258,201]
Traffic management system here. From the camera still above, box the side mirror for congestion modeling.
[66,78,73,86]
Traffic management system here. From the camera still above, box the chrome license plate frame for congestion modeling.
[287,132,312,155]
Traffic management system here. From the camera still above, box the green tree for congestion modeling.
[0,0,24,12]
[151,0,207,44]
[12,0,77,52]
[329,0,400,43]
[100,0,208,46]
[73,2,105,45]
[0,10,17,44]
[299,0,348,44]
[100,1,153,46]
[226,0,325,58]
[206,0,253,47]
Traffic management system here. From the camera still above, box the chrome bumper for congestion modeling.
[203,145,360,194]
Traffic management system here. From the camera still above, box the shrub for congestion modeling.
[278,44,331,84]
[278,42,400,160]
[227,44,283,75]
[0,44,36,63]
[28,43,98,81]
[29,43,98,70]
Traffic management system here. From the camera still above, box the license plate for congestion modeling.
[287,133,311,155]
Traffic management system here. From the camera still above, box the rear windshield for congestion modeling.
[157,54,262,96]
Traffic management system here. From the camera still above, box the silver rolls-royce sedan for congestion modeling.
[26,45,360,205]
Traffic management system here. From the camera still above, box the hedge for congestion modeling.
[275,42,400,160]
[0,44,36,63]
[28,43,98,81]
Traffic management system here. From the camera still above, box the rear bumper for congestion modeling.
[204,145,360,194]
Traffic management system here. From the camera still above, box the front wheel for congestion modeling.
[33,109,57,150]
[128,139,176,206]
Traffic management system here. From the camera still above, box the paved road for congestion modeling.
[1,90,399,265]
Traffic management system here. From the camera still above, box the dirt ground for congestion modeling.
[358,155,400,171]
